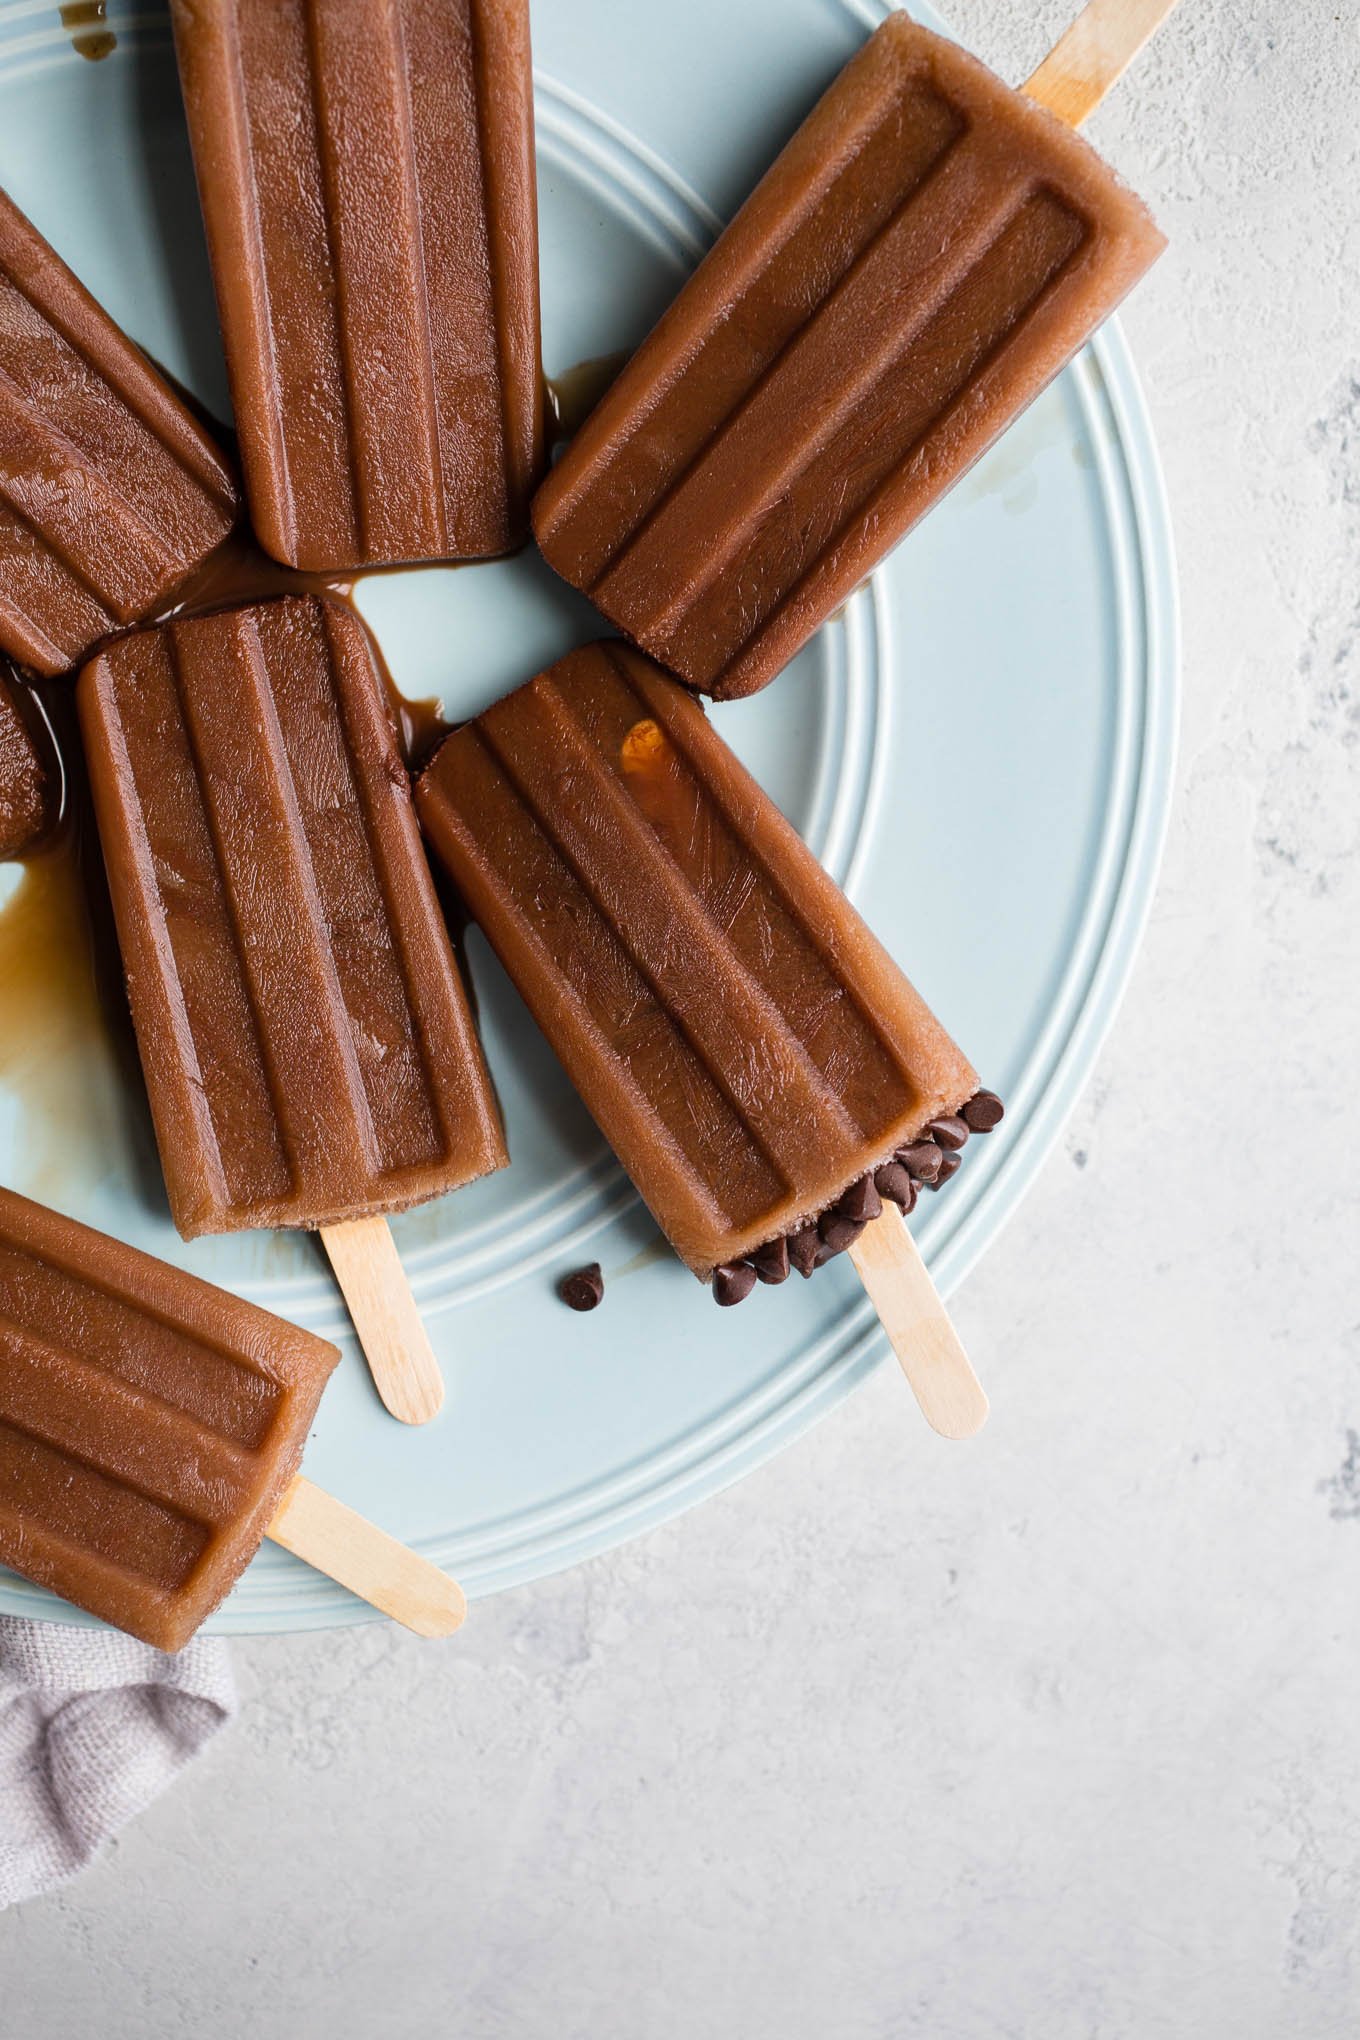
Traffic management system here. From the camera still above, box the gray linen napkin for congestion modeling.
[0,1618,235,1908]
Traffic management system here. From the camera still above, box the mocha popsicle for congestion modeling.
[78,594,506,1238]
[0,1186,470,1643]
[170,0,544,571]
[0,1184,339,1650]
[0,674,47,858]
[416,641,1000,1302]
[0,187,238,678]
[533,13,1165,699]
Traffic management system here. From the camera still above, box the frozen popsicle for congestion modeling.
[0,1186,467,1648]
[0,186,238,679]
[0,674,48,859]
[170,0,545,572]
[416,642,999,1434]
[533,6,1168,699]
[78,594,507,1424]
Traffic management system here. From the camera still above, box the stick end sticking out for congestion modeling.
[849,1206,990,1440]
[320,1214,446,1426]
[924,1374,990,1442]
[1024,0,1181,128]
[401,1573,469,1639]
[267,1476,469,1636]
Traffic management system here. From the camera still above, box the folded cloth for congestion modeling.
[0,1619,236,1909]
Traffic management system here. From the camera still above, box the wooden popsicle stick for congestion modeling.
[320,1215,445,1426]
[849,1205,989,1440]
[267,1474,466,1637]
[1024,0,1180,127]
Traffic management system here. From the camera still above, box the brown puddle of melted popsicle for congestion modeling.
[59,2,115,61]
[0,852,101,1098]
[156,518,353,619]
[388,677,451,777]
[0,690,148,1203]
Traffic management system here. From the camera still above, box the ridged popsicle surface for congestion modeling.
[416,642,977,1277]
[0,1185,337,1650]
[533,15,1165,699]
[78,595,506,1237]
[171,0,544,570]
[0,189,238,678]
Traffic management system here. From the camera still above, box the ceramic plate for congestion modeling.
[0,0,1177,1630]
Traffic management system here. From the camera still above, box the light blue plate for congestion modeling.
[0,0,1177,1630]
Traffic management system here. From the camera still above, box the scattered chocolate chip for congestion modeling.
[752,1236,790,1285]
[557,1262,603,1311]
[712,1260,757,1306]
[873,1160,915,1210]
[926,1115,970,1151]
[961,1089,1005,1132]
[838,1172,882,1224]
[898,1140,944,1185]
[928,1150,963,1190]
[818,1211,866,1255]
[789,1224,822,1278]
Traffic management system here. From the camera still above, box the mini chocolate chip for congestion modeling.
[961,1089,1005,1132]
[818,1211,866,1254]
[873,1161,915,1210]
[926,1115,969,1151]
[557,1262,603,1311]
[712,1261,757,1306]
[898,1140,943,1184]
[838,1172,882,1224]
[752,1236,790,1285]
[789,1224,822,1278]
[928,1150,963,1190]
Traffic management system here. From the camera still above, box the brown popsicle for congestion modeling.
[0,186,238,679]
[0,1185,467,1649]
[0,674,48,858]
[78,594,507,1424]
[170,0,545,572]
[533,8,1168,700]
[416,643,994,1435]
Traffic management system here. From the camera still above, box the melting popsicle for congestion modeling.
[77,594,508,1424]
[170,0,545,571]
[416,642,999,1435]
[0,186,238,678]
[533,8,1167,699]
[0,1186,466,1647]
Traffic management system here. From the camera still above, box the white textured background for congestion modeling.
[5,2,1359,2034]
